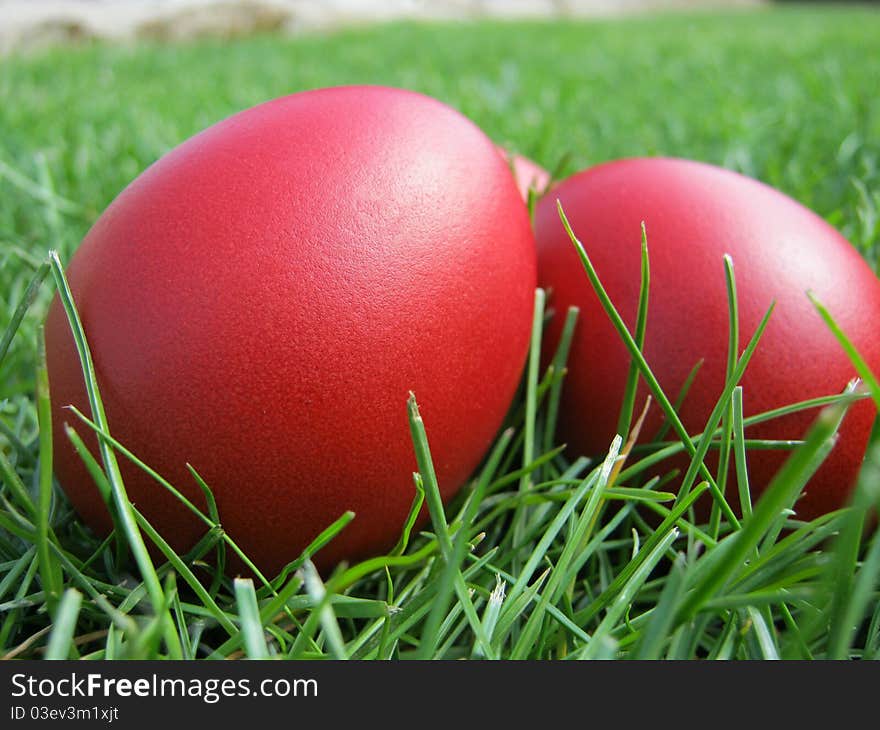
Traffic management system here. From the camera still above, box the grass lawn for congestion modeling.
[1,4,880,659]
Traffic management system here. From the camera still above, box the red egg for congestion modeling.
[46,86,536,575]
[497,146,552,200]
[536,157,880,520]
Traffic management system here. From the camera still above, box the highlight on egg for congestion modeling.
[45,85,538,575]
[535,156,880,520]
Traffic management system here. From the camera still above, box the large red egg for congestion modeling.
[536,157,880,520]
[46,86,536,575]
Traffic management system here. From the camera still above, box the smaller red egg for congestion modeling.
[497,146,552,200]
[536,157,880,520]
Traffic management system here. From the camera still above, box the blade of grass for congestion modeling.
[172,592,194,660]
[351,548,499,659]
[0,260,49,367]
[272,509,355,588]
[502,441,613,618]
[676,396,852,624]
[573,481,708,626]
[474,576,506,658]
[0,449,36,519]
[185,464,226,594]
[864,599,880,660]
[0,551,39,649]
[133,507,237,636]
[234,578,270,659]
[48,251,178,656]
[731,386,753,519]
[617,222,650,439]
[44,588,82,660]
[208,574,306,659]
[0,546,36,601]
[651,359,704,444]
[808,291,880,407]
[676,302,774,509]
[418,426,514,659]
[333,539,440,592]
[579,528,680,659]
[35,327,62,616]
[66,405,274,593]
[407,392,496,659]
[710,255,740,537]
[618,389,862,484]
[512,288,546,553]
[487,444,567,492]
[779,602,814,660]
[301,561,348,660]
[632,552,688,659]
[733,511,844,592]
[492,567,551,651]
[547,151,572,186]
[510,436,621,658]
[543,306,579,455]
[62,422,237,635]
[390,475,424,557]
[557,202,740,525]
[744,606,780,660]
[825,440,880,658]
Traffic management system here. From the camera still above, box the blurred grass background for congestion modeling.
[2,5,878,260]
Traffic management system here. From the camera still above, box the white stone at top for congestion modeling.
[0,0,768,55]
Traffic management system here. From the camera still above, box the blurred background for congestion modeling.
[1,0,877,274]
[1,0,776,54]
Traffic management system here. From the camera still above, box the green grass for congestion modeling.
[2,5,880,660]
